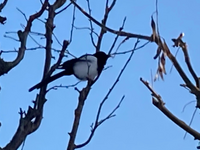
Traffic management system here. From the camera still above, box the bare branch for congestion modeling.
[108,17,126,55]
[48,40,70,75]
[180,42,199,88]
[183,108,197,139]
[67,81,92,150]
[46,81,81,93]
[70,0,152,41]
[72,0,200,110]
[169,47,180,73]
[140,77,200,140]
[113,36,129,54]
[69,5,76,42]
[112,41,150,55]
[55,2,72,15]
[73,25,98,37]
[98,95,124,125]
[161,40,200,104]
[96,0,117,51]
[1,1,70,150]
[67,17,135,150]
[0,0,48,76]
[3,34,19,41]
[0,0,8,12]
[182,100,196,113]
[86,0,96,48]
[74,39,139,149]
[52,32,63,46]
[75,95,125,149]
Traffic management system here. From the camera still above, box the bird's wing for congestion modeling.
[78,54,96,63]
[58,58,77,70]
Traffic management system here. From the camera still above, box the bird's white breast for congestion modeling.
[73,55,98,81]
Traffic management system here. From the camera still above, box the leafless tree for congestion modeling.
[1,0,200,150]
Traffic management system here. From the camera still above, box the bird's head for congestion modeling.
[94,51,110,64]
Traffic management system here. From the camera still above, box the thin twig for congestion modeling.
[169,47,180,73]
[52,32,63,46]
[73,25,99,37]
[95,39,139,135]
[75,95,125,149]
[70,0,152,41]
[55,2,72,15]
[182,100,196,113]
[4,34,19,41]
[28,33,44,47]
[16,7,28,21]
[113,37,129,55]
[96,0,117,51]
[183,108,197,139]
[86,0,96,48]
[46,81,81,93]
[108,17,126,55]
[69,4,76,42]
[112,41,150,55]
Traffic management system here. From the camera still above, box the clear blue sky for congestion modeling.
[1,0,200,149]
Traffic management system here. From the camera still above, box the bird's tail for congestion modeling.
[29,71,66,92]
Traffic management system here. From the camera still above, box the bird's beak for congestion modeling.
[108,54,114,58]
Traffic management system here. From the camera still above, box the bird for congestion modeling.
[29,51,110,92]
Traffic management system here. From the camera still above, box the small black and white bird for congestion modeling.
[29,51,109,92]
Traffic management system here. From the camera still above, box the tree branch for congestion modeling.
[75,95,125,149]
[140,77,200,140]
[179,41,199,88]
[74,39,140,149]
[0,0,8,12]
[0,0,8,24]
[67,81,92,150]
[96,0,116,51]
[0,0,48,76]
[70,0,151,41]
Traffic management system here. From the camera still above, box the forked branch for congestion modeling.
[140,77,200,140]
[0,0,48,76]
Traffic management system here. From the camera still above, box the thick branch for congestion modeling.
[2,1,69,150]
[3,95,46,150]
[140,78,200,140]
[43,0,67,76]
[0,0,8,12]
[67,82,92,150]
[1,2,49,149]
[180,42,199,88]
[160,41,200,107]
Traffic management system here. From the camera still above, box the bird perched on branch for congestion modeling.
[29,51,110,92]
